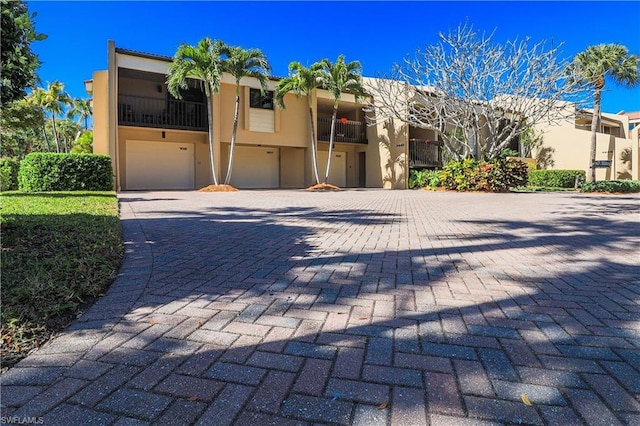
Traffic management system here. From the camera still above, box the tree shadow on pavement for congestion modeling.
[2,194,639,425]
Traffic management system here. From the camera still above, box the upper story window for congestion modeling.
[250,88,274,110]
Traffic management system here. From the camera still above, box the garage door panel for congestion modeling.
[230,146,279,188]
[126,140,194,190]
[318,151,346,187]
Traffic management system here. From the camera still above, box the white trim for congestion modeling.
[117,53,170,75]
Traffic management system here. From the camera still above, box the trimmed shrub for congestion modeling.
[582,180,640,193]
[0,158,20,191]
[18,153,113,192]
[529,170,585,188]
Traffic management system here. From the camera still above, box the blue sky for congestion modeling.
[29,1,640,113]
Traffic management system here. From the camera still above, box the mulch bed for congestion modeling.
[306,183,341,191]
[196,184,344,191]
[197,185,239,192]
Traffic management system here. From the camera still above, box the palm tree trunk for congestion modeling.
[41,124,50,152]
[224,88,240,185]
[51,115,60,153]
[206,95,219,186]
[324,107,338,184]
[590,85,602,183]
[308,106,320,184]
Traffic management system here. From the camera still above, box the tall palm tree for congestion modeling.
[26,88,51,152]
[275,61,324,184]
[568,44,639,182]
[67,98,93,143]
[318,55,367,184]
[167,37,224,186]
[29,82,71,153]
[56,119,81,153]
[67,98,92,130]
[220,44,271,185]
[44,81,71,153]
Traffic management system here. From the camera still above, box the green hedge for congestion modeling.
[582,180,640,193]
[529,170,585,188]
[18,153,113,191]
[0,158,20,191]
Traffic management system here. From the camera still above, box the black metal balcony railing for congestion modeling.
[318,117,367,144]
[409,139,443,168]
[118,94,207,131]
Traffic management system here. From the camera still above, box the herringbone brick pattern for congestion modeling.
[2,190,638,425]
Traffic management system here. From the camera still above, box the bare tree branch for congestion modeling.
[364,23,585,160]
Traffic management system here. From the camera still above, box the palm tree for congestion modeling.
[220,44,271,185]
[67,98,92,130]
[26,88,51,152]
[167,38,224,186]
[67,98,93,143]
[43,81,71,153]
[56,119,81,153]
[318,55,367,184]
[28,82,71,153]
[275,61,324,184]
[568,44,639,182]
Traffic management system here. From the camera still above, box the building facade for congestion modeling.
[89,42,411,191]
[88,41,638,191]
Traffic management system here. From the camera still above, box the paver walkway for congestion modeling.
[2,189,639,425]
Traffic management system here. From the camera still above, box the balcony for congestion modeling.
[318,117,367,144]
[409,139,443,168]
[118,94,207,131]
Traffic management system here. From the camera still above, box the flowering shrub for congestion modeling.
[439,156,528,192]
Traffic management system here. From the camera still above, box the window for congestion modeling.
[250,88,274,110]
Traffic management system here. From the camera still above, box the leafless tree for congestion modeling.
[365,23,584,161]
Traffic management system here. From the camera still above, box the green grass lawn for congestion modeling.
[1,191,123,369]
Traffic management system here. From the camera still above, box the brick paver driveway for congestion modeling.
[2,189,639,425]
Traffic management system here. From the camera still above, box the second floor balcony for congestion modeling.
[318,117,368,144]
[409,139,443,168]
[118,94,207,132]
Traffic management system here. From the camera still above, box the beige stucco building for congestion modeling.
[89,42,414,191]
[88,41,638,191]
[532,107,638,181]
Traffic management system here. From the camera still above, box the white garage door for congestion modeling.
[126,140,194,190]
[318,151,347,187]
[230,146,279,188]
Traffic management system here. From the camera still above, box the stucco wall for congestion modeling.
[218,84,308,148]
[92,71,109,157]
[534,122,635,180]
[363,116,408,189]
